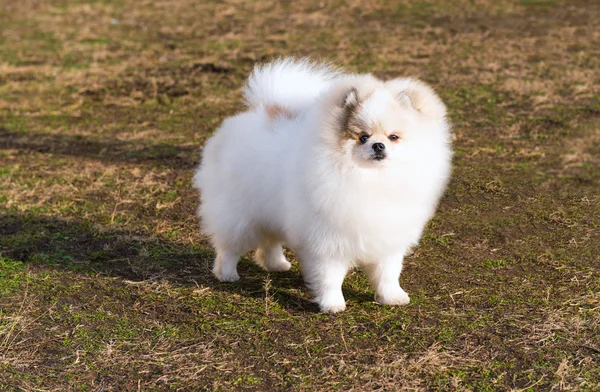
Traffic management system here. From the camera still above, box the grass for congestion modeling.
[1,0,600,390]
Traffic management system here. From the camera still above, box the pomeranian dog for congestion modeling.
[194,58,451,313]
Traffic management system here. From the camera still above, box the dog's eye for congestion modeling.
[359,135,369,144]
[388,134,399,142]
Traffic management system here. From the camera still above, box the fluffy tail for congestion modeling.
[244,58,338,115]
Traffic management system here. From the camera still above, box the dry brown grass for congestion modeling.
[1,0,599,390]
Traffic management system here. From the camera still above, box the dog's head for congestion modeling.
[324,76,447,168]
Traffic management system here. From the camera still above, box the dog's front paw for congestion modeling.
[375,285,410,306]
[212,266,240,282]
[314,292,346,313]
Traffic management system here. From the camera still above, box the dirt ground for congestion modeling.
[1,0,599,390]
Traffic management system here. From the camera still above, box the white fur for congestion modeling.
[194,58,452,313]
[243,57,338,113]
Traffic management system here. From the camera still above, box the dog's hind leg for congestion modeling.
[255,243,291,272]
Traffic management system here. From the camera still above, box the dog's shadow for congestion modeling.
[0,213,372,313]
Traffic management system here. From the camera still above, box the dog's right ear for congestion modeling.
[341,88,359,108]
[336,87,360,132]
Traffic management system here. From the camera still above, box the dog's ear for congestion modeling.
[336,87,360,132]
[341,87,359,108]
[386,78,446,120]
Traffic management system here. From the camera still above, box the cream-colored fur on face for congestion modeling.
[194,58,452,313]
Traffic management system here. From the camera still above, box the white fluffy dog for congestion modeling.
[194,58,451,313]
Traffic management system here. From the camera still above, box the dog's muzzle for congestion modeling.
[371,143,386,160]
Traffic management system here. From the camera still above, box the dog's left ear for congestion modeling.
[386,78,446,120]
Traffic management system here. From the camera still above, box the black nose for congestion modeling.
[372,143,385,152]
